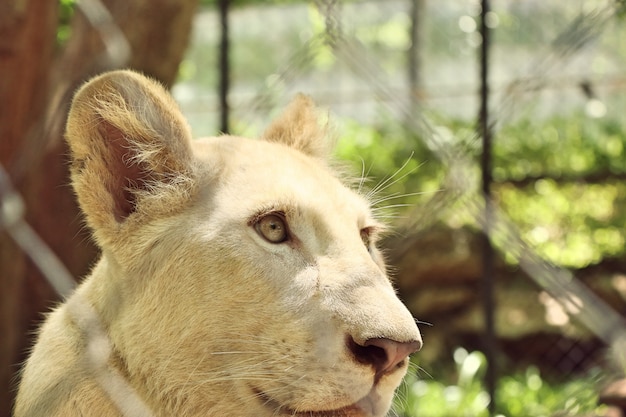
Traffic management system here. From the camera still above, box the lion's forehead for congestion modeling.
[194,135,373,227]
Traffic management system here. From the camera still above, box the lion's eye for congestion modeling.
[255,214,288,244]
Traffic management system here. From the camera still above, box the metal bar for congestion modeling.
[0,165,76,298]
[407,0,425,124]
[408,0,424,105]
[479,0,496,415]
[217,0,230,134]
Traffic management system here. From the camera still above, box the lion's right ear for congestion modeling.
[65,70,196,247]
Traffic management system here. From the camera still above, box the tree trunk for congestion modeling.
[0,2,59,415]
[0,1,198,416]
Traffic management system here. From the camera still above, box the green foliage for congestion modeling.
[334,116,446,212]
[493,113,626,268]
[499,180,626,268]
[57,0,76,45]
[497,367,603,417]
[334,110,626,269]
[494,114,626,182]
[394,348,606,417]
[618,0,626,18]
[200,0,314,6]
[394,348,490,417]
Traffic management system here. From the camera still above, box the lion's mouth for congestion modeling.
[253,387,371,417]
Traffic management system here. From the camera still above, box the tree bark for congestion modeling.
[0,2,58,415]
[0,1,198,416]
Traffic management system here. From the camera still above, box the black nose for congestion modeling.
[349,337,422,377]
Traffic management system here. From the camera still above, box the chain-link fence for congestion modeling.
[3,0,626,416]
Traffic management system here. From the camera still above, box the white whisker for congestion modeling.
[370,189,441,207]
[371,203,415,210]
[365,153,420,199]
[357,156,367,194]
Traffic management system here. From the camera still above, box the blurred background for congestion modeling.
[1,1,626,416]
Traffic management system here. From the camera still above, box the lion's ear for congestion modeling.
[65,70,196,246]
[261,94,333,159]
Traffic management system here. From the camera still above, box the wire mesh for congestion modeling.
[3,0,626,416]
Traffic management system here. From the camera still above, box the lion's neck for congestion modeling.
[66,268,156,417]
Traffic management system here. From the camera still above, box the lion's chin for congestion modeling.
[253,386,385,417]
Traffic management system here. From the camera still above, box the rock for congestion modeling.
[600,379,626,410]
[384,223,626,373]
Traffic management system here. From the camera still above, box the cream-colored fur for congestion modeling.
[14,70,422,417]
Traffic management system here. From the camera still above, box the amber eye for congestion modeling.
[255,214,288,243]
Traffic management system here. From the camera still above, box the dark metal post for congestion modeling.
[479,0,496,415]
[408,0,424,111]
[218,0,230,134]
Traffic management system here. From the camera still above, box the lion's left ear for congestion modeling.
[261,94,333,159]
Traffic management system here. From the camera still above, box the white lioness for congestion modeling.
[14,70,422,417]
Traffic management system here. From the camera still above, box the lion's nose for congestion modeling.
[349,337,422,377]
